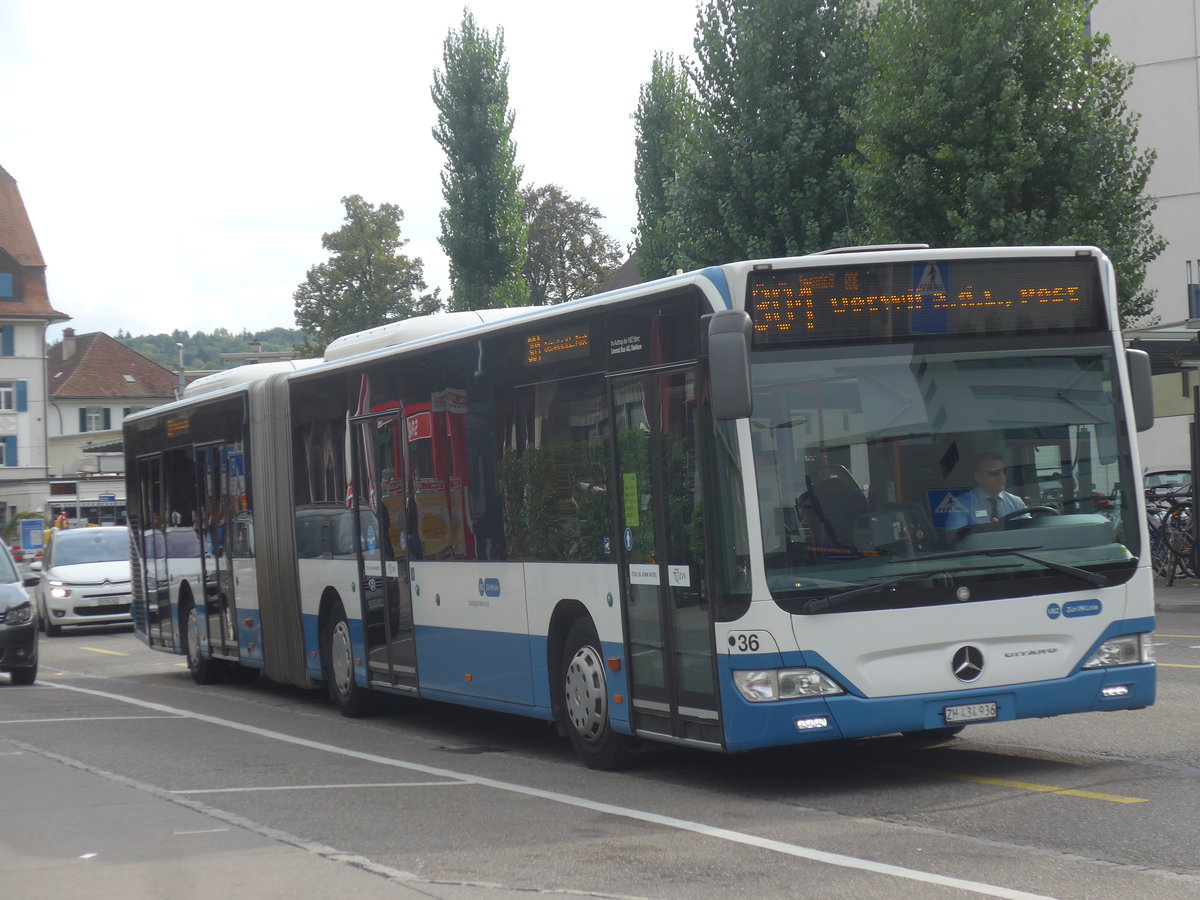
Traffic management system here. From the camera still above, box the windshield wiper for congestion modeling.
[914,545,1107,588]
[802,563,1022,613]
[802,547,1108,614]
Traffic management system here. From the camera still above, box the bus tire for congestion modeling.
[323,602,378,718]
[184,601,227,685]
[559,618,634,770]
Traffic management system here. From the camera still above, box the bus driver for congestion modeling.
[961,451,1027,527]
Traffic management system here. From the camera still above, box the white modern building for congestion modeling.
[1094,1,1200,468]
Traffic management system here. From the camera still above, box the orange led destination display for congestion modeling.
[525,327,590,365]
[748,257,1103,344]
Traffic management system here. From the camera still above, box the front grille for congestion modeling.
[73,603,132,618]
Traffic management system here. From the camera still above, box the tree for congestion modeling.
[522,184,624,305]
[851,0,1164,326]
[633,52,695,281]
[648,0,870,271]
[432,9,528,311]
[292,195,441,355]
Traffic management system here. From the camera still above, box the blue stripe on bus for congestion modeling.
[700,266,733,309]
[297,618,632,732]
[715,661,1155,752]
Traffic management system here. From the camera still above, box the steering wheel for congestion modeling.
[1002,506,1059,523]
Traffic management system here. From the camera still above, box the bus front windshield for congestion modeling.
[750,342,1139,614]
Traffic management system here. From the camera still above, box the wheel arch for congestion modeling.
[547,598,593,727]
[316,586,346,681]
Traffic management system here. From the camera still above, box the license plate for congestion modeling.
[944,701,997,724]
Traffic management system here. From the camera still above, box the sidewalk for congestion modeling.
[1154,576,1200,611]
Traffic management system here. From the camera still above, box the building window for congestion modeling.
[0,381,27,412]
[81,407,112,432]
[0,274,12,298]
[0,436,16,467]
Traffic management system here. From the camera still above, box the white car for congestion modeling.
[33,526,132,636]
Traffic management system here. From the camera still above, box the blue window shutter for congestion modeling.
[15,381,26,412]
[4,436,16,467]
[0,273,12,297]
[1,327,12,357]
[102,408,111,430]
[79,408,86,432]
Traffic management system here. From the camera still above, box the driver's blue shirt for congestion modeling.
[946,488,1027,530]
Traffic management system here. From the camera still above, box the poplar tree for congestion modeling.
[633,52,695,281]
[432,9,528,311]
[851,0,1163,325]
[650,0,870,271]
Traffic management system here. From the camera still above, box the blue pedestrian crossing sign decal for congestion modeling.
[928,489,971,529]
[912,261,950,334]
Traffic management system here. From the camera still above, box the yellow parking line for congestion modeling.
[80,647,130,657]
[887,767,1147,804]
[1159,662,1200,669]
[1155,634,1200,639]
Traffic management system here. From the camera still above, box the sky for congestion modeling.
[0,0,701,349]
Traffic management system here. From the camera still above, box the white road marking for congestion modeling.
[0,715,181,725]
[42,680,1054,900]
[173,781,466,794]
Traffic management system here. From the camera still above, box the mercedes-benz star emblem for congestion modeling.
[952,645,984,682]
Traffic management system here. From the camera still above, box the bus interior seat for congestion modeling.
[799,467,871,548]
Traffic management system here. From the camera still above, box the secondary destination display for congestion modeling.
[525,326,591,366]
[748,256,1104,344]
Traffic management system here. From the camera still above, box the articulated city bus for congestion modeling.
[125,245,1156,768]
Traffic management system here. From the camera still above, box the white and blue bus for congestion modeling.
[124,245,1157,768]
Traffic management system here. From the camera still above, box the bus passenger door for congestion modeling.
[195,444,237,660]
[611,368,721,747]
[134,454,169,647]
[350,410,417,691]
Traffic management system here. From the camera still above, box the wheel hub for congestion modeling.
[564,644,608,743]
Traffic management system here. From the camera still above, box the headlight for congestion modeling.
[3,601,33,626]
[49,580,70,599]
[1082,634,1153,668]
[733,668,845,702]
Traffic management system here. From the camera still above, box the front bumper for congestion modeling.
[0,621,38,671]
[44,586,132,627]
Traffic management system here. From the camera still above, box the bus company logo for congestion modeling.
[1063,599,1102,618]
[365,577,380,593]
[478,577,501,598]
[952,645,984,682]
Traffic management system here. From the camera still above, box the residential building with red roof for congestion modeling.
[46,328,177,478]
[0,163,180,531]
[0,163,70,524]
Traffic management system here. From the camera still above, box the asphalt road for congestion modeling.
[4,581,1200,899]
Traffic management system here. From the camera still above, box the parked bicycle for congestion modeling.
[1146,484,1194,584]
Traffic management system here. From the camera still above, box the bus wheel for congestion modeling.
[323,603,378,718]
[560,619,634,770]
[184,602,226,685]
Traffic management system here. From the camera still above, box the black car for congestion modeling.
[0,541,40,685]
